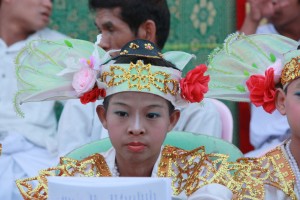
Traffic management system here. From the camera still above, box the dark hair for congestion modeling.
[88,0,170,49]
[114,55,179,70]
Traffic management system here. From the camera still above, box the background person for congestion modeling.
[0,0,66,199]
[239,0,300,156]
[206,32,299,199]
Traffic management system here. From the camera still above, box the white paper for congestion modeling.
[47,177,172,200]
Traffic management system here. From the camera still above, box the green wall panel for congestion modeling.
[49,0,98,41]
[166,0,236,73]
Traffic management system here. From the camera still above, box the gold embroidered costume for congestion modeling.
[16,144,300,200]
[16,145,233,200]
[227,141,298,199]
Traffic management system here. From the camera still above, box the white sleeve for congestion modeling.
[256,24,278,34]
[188,183,232,200]
[174,99,222,138]
[57,99,99,157]
[250,105,290,149]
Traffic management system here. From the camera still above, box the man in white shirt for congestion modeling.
[0,0,66,199]
[57,0,222,157]
[240,0,300,156]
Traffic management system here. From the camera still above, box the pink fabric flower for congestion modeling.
[72,67,97,96]
[180,64,210,103]
[80,56,95,68]
[246,68,276,113]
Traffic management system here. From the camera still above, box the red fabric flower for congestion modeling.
[80,87,106,104]
[180,64,210,103]
[246,68,276,113]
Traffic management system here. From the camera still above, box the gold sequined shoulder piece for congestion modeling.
[228,146,297,200]
[157,145,230,196]
[16,153,111,200]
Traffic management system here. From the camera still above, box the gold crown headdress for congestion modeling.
[14,37,210,116]
[206,33,299,113]
[280,48,300,88]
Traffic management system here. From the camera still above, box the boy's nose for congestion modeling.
[128,115,145,135]
[129,128,145,135]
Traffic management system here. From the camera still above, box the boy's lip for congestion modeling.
[127,142,146,152]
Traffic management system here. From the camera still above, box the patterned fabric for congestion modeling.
[16,145,298,199]
[228,144,297,199]
[16,146,231,199]
[49,0,98,41]
[167,0,236,73]
[16,154,110,200]
[157,146,230,196]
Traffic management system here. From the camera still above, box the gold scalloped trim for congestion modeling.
[16,153,110,200]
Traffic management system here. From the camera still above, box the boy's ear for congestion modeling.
[96,105,108,129]
[137,19,156,44]
[275,88,287,115]
[167,110,180,132]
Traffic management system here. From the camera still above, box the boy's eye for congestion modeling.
[115,111,128,117]
[146,113,160,119]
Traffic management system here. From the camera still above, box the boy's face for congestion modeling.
[97,92,179,164]
[276,78,300,136]
[94,8,137,52]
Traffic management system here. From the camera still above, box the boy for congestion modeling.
[240,0,300,157]
[0,0,66,199]
[206,32,299,199]
[57,0,222,156]
[14,38,232,199]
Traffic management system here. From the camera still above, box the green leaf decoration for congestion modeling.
[244,70,250,77]
[270,53,276,62]
[252,63,258,68]
[237,85,246,92]
[64,40,73,48]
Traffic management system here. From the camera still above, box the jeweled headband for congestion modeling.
[206,33,299,113]
[281,49,300,88]
[14,36,210,116]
